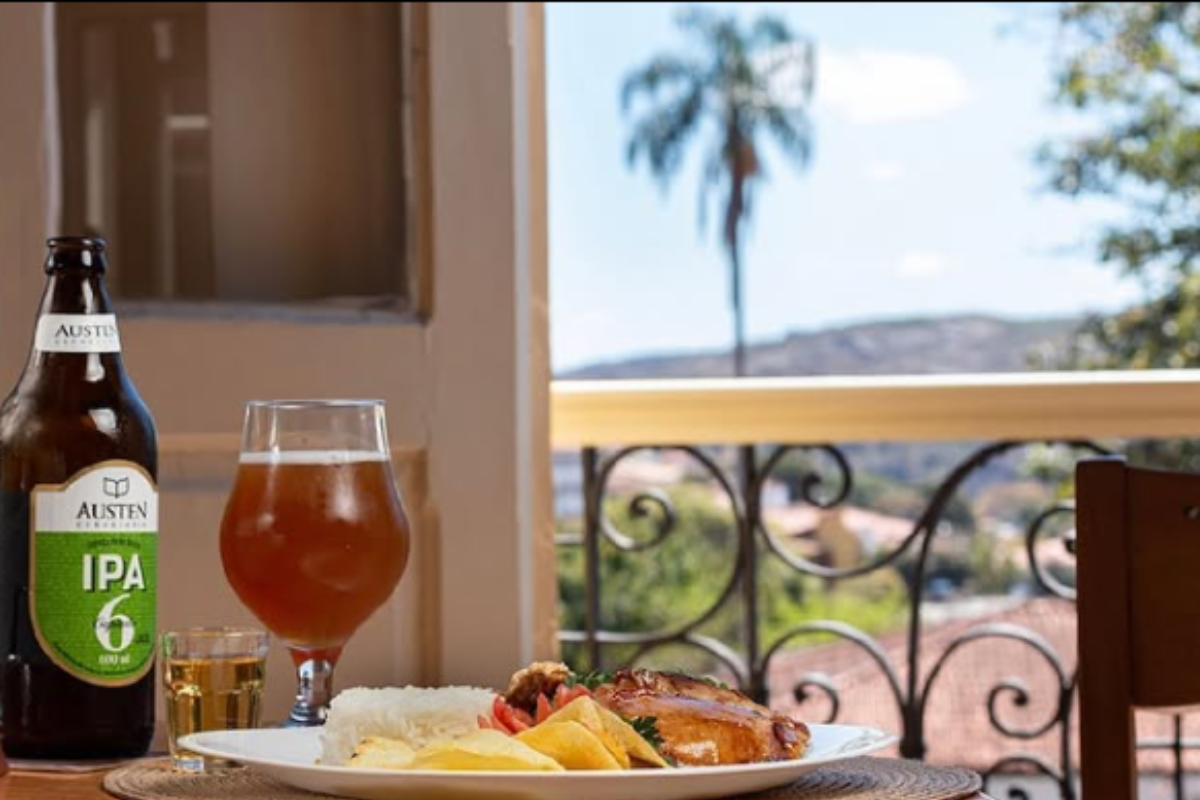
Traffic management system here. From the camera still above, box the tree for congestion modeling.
[621,7,816,376]
[1043,3,1200,371]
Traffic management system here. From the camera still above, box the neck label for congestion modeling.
[35,314,121,353]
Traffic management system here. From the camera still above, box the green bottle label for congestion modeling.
[31,461,157,686]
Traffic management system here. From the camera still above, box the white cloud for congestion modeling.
[817,49,972,125]
[896,251,951,278]
[863,160,906,182]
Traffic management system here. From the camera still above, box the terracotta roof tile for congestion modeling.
[768,598,1197,775]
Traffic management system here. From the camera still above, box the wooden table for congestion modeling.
[0,768,995,800]
[1,769,108,799]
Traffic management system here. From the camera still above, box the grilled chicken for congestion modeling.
[505,664,809,767]
[592,670,809,766]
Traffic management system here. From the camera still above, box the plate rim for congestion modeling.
[180,722,898,779]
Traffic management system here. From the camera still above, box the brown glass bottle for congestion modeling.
[0,237,157,759]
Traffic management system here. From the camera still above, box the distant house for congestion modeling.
[764,503,916,557]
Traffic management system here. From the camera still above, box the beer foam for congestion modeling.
[239,450,388,465]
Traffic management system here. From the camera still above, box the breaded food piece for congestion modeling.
[504,661,572,713]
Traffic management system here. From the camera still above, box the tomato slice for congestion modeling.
[536,693,554,724]
[512,706,535,728]
[563,684,591,704]
[492,696,530,733]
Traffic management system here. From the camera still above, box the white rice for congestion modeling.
[320,686,497,766]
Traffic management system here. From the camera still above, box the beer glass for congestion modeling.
[162,627,269,771]
[219,401,410,725]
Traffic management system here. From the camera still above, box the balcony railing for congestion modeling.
[551,371,1200,800]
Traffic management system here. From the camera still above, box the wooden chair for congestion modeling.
[1076,457,1200,799]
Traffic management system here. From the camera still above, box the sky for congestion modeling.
[546,2,1144,373]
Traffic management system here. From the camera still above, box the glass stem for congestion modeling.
[287,657,335,727]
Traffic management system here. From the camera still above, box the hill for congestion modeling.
[560,314,1078,379]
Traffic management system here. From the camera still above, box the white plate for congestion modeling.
[181,723,897,800]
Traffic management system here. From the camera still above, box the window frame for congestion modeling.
[54,1,432,321]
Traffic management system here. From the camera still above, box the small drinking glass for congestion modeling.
[162,627,269,772]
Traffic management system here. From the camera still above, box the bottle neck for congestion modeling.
[38,268,115,317]
[25,268,124,380]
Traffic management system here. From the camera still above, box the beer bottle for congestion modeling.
[0,237,157,758]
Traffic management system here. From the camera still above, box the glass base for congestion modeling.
[171,751,241,773]
[283,710,326,728]
[286,656,335,726]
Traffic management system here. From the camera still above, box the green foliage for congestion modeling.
[890,531,1029,597]
[622,7,815,228]
[848,472,928,520]
[1056,273,1200,370]
[630,716,664,750]
[967,533,1024,595]
[564,670,614,691]
[557,485,908,671]
[1044,3,1200,370]
[973,480,1058,529]
[557,484,738,635]
[757,567,909,649]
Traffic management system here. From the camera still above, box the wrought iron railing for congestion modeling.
[550,373,1200,800]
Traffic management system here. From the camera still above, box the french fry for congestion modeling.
[516,721,624,770]
[540,697,632,768]
[594,704,670,768]
[347,736,417,770]
[408,729,564,772]
[346,695,669,773]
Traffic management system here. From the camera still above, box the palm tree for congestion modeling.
[622,7,816,377]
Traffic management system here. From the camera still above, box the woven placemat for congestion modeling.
[745,758,981,799]
[103,756,983,800]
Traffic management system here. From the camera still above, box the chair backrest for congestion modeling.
[1077,457,1200,800]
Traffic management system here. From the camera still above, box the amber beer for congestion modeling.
[166,655,265,770]
[0,238,157,758]
[162,627,269,772]
[219,452,410,664]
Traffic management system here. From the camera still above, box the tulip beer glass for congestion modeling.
[219,401,410,725]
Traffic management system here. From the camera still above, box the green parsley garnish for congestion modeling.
[565,670,613,690]
[630,715,664,750]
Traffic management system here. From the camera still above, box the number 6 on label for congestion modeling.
[95,593,135,653]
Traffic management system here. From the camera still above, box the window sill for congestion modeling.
[114,297,424,326]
